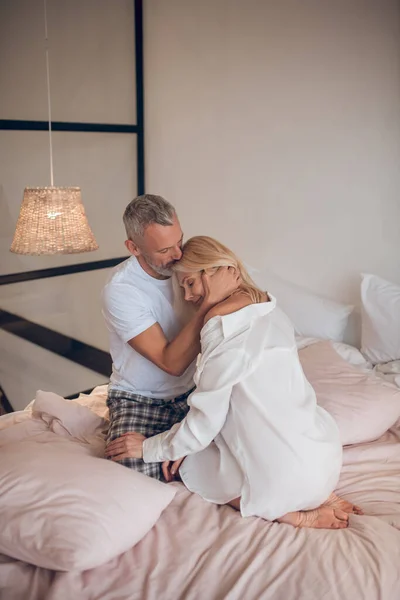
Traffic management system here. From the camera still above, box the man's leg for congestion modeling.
[172,396,190,424]
[106,395,171,480]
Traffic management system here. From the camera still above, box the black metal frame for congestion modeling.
[0,0,144,195]
[0,310,112,375]
[0,256,128,286]
[0,0,144,411]
[0,386,14,414]
[0,120,138,134]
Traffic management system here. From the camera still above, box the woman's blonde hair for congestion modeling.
[173,236,265,304]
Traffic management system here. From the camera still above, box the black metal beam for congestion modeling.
[134,0,145,195]
[0,256,128,286]
[0,385,14,414]
[0,119,138,134]
[1,0,144,191]
[0,310,112,376]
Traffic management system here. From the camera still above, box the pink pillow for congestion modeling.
[299,341,400,445]
[0,438,175,571]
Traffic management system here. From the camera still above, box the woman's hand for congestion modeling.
[162,457,186,482]
[105,432,146,461]
[201,266,241,310]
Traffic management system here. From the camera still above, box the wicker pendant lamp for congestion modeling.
[10,187,98,255]
[10,0,98,256]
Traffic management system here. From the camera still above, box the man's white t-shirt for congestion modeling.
[102,256,195,399]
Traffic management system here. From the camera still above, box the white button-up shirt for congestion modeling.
[143,298,342,520]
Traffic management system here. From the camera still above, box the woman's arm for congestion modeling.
[142,295,257,462]
[142,344,245,462]
[105,344,244,463]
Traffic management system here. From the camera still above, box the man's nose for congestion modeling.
[171,246,182,261]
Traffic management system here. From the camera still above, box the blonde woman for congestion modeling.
[106,236,363,529]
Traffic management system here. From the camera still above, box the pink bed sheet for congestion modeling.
[1,420,400,600]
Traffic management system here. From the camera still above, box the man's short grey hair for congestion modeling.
[123,194,176,241]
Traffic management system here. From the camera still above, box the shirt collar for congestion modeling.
[221,295,277,339]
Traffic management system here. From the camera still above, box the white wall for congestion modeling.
[144,0,400,306]
[2,0,400,407]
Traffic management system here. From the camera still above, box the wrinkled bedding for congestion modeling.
[1,344,400,600]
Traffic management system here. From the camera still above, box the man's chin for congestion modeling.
[158,261,180,276]
[146,261,175,277]
[155,266,174,277]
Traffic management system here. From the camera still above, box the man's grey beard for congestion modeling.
[143,255,177,277]
[152,264,174,277]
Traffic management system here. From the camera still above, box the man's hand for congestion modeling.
[201,266,241,311]
[105,432,146,461]
[162,457,186,482]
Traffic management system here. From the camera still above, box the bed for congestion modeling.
[1,340,400,600]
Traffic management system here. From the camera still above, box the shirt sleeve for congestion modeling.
[142,344,247,462]
[101,281,156,343]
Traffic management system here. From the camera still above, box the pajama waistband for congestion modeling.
[107,387,195,407]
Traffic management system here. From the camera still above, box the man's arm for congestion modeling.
[128,267,240,377]
[128,308,205,377]
[106,341,248,463]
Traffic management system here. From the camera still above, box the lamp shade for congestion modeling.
[10,187,99,255]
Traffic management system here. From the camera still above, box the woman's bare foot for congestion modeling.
[322,493,363,515]
[277,506,349,529]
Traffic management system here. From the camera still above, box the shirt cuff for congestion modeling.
[143,434,164,463]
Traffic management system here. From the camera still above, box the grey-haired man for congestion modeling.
[102,194,237,480]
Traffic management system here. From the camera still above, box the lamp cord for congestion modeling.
[44,0,54,186]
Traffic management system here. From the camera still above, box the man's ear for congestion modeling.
[125,239,140,256]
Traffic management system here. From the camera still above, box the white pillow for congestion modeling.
[361,273,400,364]
[249,267,353,342]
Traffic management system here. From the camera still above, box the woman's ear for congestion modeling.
[204,267,219,277]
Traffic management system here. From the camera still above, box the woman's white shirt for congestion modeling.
[143,297,342,520]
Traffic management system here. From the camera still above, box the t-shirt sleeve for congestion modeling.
[102,281,156,343]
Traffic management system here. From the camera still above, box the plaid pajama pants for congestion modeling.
[106,388,193,480]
